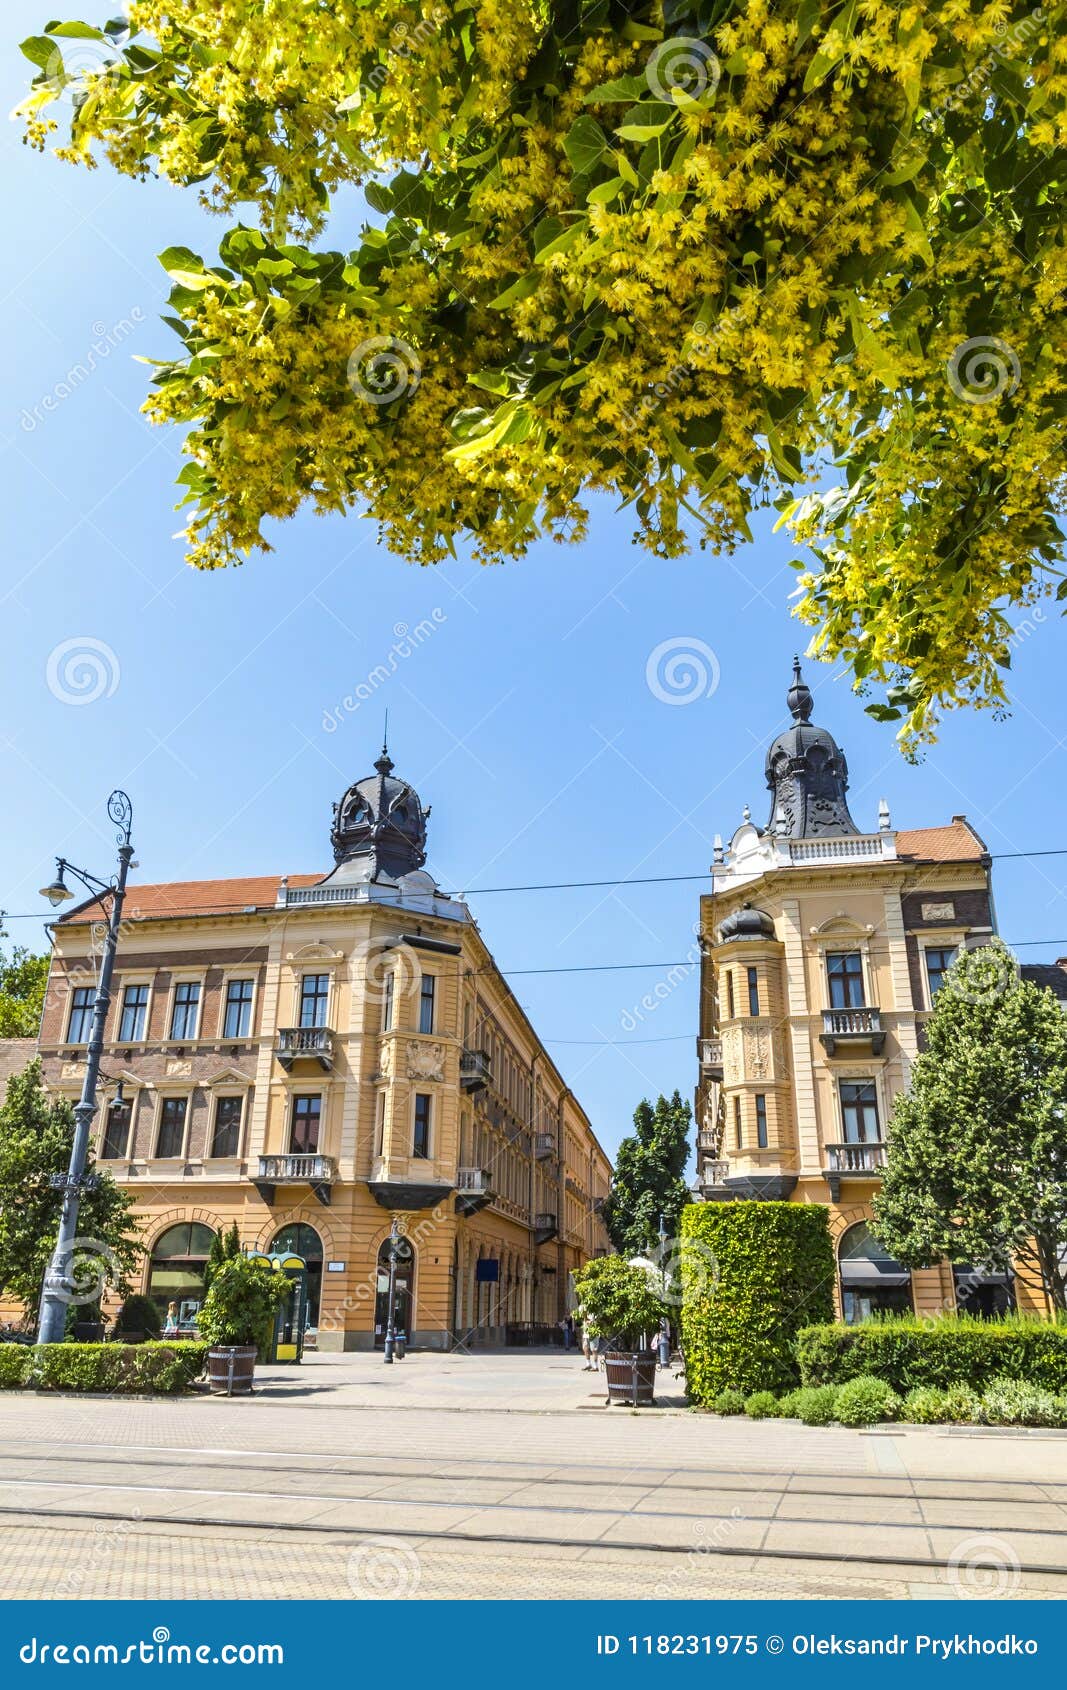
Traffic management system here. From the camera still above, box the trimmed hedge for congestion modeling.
[0,1346,33,1388]
[0,1342,209,1394]
[681,1201,835,1400]
[797,1316,1067,1394]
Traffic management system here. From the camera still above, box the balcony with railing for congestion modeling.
[455,1165,493,1215]
[697,1128,718,1152]
[460,1049,492,1093]
[819,1007,885,1055]
[533,1131,556,1159]
[533,1211,558,1243]
[697,1158,731,1198]
[254,1152,336,1207]
[698,1036,723,1072]
[274,1026,334,1071]
[823,1139,886,1199]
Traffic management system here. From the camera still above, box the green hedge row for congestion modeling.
[797,1317,1067,1393]
[0,1342,209,1394]
[680,1202,836,1399]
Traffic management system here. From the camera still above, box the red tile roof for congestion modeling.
[895,818,988,862]
[57,874,324,925]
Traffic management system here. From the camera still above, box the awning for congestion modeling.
[839,1259,910,1288]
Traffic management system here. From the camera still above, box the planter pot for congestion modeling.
[206,1345,257,1397]
[604,1349,657,1407]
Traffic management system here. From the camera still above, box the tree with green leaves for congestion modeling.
[0,928,48,1039]
[603,1091,691,1257]
[14,0,1067,747]
[873,943,1067,1314]
[203,1220,243,1294]
[0,1060,142,1320]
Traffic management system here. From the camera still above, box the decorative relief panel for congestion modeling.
[720,1025,744,1084]
[165,1058,192,1079]
[406,1040,445,1082]
[60,1063,82,1081]
[921,901,955,922]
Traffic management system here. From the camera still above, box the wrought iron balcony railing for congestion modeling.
[275,1026,334,1070]
[459,1049,492,1092]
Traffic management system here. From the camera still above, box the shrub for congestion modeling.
[744,1390,778,1419]
[903,1384,982,1424]
[797,1315,1067,1394]
[980,1376,1064,1427]
[113,1294,162,1341]
[0,1346,32,1388]
[795,1385,839,1426]
[197,1257,291,1349]
[680,1202,835,1401]
[33,1341,208,1394]
[571,1255,665,1350]
[834,1374,901,1427]
[712,1388,746,1416]
[778,1388,805,1418]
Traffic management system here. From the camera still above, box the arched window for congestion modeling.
[838,1221,912,1325]
[147,1222,216,1323]
[270,1223,324,1327]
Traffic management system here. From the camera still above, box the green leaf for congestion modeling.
[563,114,609,177]
[489,271,541,309]
[583,73,648,104]
[19,36,59,71]
[42,20,103,37]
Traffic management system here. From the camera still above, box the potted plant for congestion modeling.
[196,1256,290,1395]
[572,1255,665,1407]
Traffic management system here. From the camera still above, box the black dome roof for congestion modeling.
[330,744,429,880]
[765,659,859,839]
[718,903,776,943]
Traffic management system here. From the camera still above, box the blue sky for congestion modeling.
[4,7,1067,1160]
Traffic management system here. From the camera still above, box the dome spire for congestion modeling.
[764,660,860,839]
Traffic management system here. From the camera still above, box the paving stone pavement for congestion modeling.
[0,1352,1063,1601]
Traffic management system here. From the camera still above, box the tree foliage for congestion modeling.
[873,942,1067,1312]
[17,1,1067,745]
[603,1090,691,1255]
[0,928,48,1039]
[571,1252,666,1347]
[0,1060,142,1316]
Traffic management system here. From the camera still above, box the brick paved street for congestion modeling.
[0,1351,1064,1600]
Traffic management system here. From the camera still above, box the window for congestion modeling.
[725,971,735,1019]
[67,986,95,1044]
[147,1222,216,1324]
[100,1102,131,1160]
[169,982,200,1041]
[223,978,254,1039]
[156,1096,188,1158]
[413,1093,432,1159]
[299,974,330,1029]
[419,974,436,1035]
[924,946,957,1003]
[381,971,395,1033]
[118,983,149,1042]
[290,1095,321,1154]
[827,951,865,1009]
[211,1095,243,1158]
[747,966,760,1016]
[755,1094,768,1149]
[733,1095,742,1150]
[840,1080,880,1143]
[839,1222,912,1324]
[376,1089,386,1154]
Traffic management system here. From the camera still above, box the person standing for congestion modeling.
[580,1321,599,1371]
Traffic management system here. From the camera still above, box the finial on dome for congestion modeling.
[742,802,751,823]
[375,711,393,777]
[787,656,814,723]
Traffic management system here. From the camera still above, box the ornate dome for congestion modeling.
[764,659,859,839]
[718,903,776,943]
[329,743,429,881]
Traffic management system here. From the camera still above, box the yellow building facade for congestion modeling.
[694,663,1050,1319]
[37,745,611,1348]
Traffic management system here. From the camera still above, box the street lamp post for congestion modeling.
[382,1216,402,1364]
[36,791,135,1346]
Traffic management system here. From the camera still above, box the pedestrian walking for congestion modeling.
[581,1322,599,1371]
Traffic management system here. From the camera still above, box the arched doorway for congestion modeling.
[838,1221,912,1324]
[954,1264,1015,1319]
[374,1235,415,1347]
[270,1223,324,1328]
[147,1222,216,1324]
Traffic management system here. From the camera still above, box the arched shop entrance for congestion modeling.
[147,1222,216,1324]
[838,1221,912,1324]
[374,1235,415,1347]
[954,1264,1015,1319]
[270,1222,324,1327]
